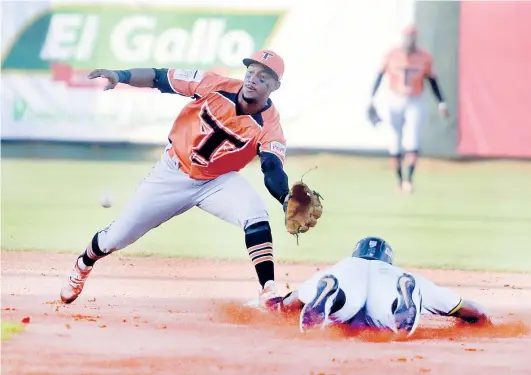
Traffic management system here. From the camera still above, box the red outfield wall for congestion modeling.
[458,2,531,158]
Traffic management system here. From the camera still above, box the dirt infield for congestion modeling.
[2,251,531,375]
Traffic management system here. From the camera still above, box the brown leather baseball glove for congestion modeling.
[284,181,323,236]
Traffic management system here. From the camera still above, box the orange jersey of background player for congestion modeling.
[166,69,286,180]
[381,48,434,96]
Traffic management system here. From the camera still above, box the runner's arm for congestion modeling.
[450,299,492,325]
[417,274,491,326]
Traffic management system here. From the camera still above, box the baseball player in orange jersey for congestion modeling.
[368,25,449,193]
[60,50,291,307]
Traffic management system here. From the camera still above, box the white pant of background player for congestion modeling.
[296,257,462,334]
[386,94,426,155]
[97,145,268,252]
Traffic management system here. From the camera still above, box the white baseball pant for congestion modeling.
[386,94,426,155]
[96,145,269,253]
[297,258,422,334]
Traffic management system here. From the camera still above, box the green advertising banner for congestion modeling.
[2,7,282,72]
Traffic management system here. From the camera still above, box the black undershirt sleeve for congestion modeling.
[371,72,385,97]
[260,152,289,205]
[152,68,174,93]
[427,76,444,103]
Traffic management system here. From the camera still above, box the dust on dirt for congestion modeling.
[216,301,531,342]
[2,251,531,375]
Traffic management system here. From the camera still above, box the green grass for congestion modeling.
[1,321,24,341]
[2,155,531,272]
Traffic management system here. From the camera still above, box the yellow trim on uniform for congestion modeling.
[448,298,464,316]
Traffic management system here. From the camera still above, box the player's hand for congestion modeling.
[438,102,450,119]
[87,69,119,91]
[367,103,382,126]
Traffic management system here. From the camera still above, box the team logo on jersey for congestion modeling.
[172,69,204,83]
[191,103,251,167]
[269,141,286,157]
[261,51,275,60]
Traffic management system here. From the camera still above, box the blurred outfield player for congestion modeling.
[368,25,449,193]
[60,50,307,306]
[272,237,491,336]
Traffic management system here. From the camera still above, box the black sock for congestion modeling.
[396,166,403,184]
[81,233,108,267]
[407,163,416,182]
[393,155,403,184]
[245,221,274,287]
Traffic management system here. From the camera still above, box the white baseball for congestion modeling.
[100,193,113,208]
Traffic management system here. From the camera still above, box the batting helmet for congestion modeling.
[352,236,394,265]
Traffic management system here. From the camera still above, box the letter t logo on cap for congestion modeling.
[261,51,274,60]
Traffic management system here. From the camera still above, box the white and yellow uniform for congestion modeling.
[296,257,463,332]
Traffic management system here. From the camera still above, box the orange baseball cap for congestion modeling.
[242,49,284,81]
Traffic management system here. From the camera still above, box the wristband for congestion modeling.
[115,70,131,84]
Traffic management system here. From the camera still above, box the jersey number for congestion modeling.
[190,105,250,167]
[403,67,422,87]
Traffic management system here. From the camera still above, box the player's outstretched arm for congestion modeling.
[88,68,198,93]
[87,68,157,90]
[88,68,207,97]
[451,299,492,326]
[416,274,490,326]
[260,152,290,206]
